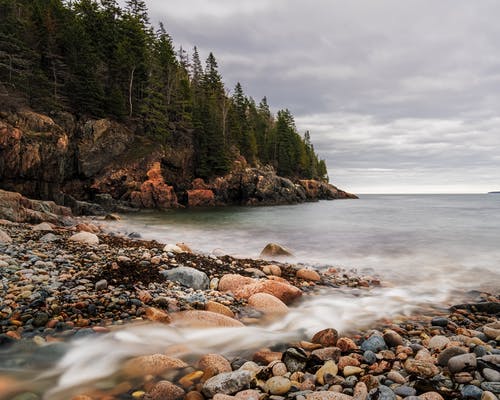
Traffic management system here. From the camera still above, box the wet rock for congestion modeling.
[480,391,498,400]
[163,244,183,253]
[431,317,449,327]
[419,392,444,400]
[437,346,467,366]
[146,380,184,400]
[145,307,172,323]
[172,310,244,327]
[283,348,308,373]
[272,362,287,376]
[248,293,288,315]
[316,360,339,384]
[262,264,282,276]
[296,268,321,281]
[428,335,450,351]
[461,385,483,400]
[68,231,99,245]
[483,322,500,340]
[368,385,395,400]
[202,370,253,397]
[233,280,302,304]
[260,243,293,258]
[312,328,339,347]
[162,266,209,290]
[312,347,341,362]
[394,386,416,397]
[306,392,354,400]
[198,354,232,375]
[363,351,377,365]
[218,274,255,292]
[404,359,439,378]
[337,337,358,352]
[361,335,387,353]
[448,353,477,373]
[481,382,500,394]
[482,368,500,382]
[382,330,403,347]
[95,279,108,290]
[32,312,49,327]
[266,376,292,395]
[104,213,121,221]
[253,350,283,364]
[205,301,235,318]
[123,354,187,377]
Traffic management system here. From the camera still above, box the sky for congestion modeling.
[142,0,500,193]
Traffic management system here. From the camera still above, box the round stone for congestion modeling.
[265,376,292,395]
[461,385,483,400]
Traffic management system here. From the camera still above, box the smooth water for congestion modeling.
[113,194,500,294]
[4,195,500,399]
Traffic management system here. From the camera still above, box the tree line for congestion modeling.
[0,0,328,181]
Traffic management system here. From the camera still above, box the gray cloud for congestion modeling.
[144,0,500,193]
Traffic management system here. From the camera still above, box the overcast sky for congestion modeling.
[143,0,500,193]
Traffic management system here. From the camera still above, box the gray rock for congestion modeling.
[437,346,468,366]
[483,368,500,382]
[448,353,477,373]
[481,382,500,394]
[39,233,59,243]
[361,335,387,353]
[368,385,396,400]
[363,350,377,365]
[431,317,449,327]
[68,232,99,245]
[283,347,308,373]
[32,222,53,231]
[162,266,209,290]
[202,370,253,397]
[393,385,416,397]
[95,279,108,291]
[461,385,483,399]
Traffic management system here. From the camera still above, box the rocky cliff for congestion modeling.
[0,109,356,214]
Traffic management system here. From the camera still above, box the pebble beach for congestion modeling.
[0,219,499,400]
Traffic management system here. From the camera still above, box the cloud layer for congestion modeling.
[145,0,500,193]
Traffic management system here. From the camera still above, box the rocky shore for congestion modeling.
[0,220,499,400]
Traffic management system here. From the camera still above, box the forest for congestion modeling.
[0,0,329,181]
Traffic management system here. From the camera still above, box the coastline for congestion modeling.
[0,220,499,400]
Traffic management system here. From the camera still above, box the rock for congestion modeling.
[306,392,355,400]
[253,350,283,364]
[247,293,288,315]
[32,312,49,327]
[259,243,293,258]
[172,310,244,328]
[386,371,406,384]
[145,307,172,323]
[0,229,12,243]
[361,335,387,353]
[404,359,439,378]
[146,380,184,400]
[483,322,500,340]
[312,347,342,362]
[353,382,368,400]
[68,231,99,245]
[316,360,339,385]
[482,368,500,382]
[95,279,108,290]
[104,213,121,220]
[205,301,235,318]
[363,351,377,365]
[296,268,321,281]
[312,328,339,347]
[123,354,187,377]
[163,244,183,253]
[383,330,403,347]
[32,222,53,231]
[39,233,59,242]
[480,391,498,400]
[218,274,256,292]
[461,385,483,400]
[198,354,232,375]
[419,392,444,400]
[343,366,363,377]
[233,280,302,304]
[481,382,500,394]
[187,189,215,207]
[394,386,416,397]
[448,353,477,373]
[283,348,308,373]
[431,317,449,327]
[337,337,359,352]
[428,335,450,351]
[271,362,287,376]
[202,370,253,397]
[262,264,282,276]
[265,376,292,395]
[0,189,71,223]
[235,390,261,400]
[162,266,210,290]
[368,385,395,400]
[437,346,467,366]
[130,162,179,209]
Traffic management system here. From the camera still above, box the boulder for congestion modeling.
[146,380,184,400]
[162,266,209,290]
[296,268,321,281]
[68,231,99,245]
[198,354,232,375]
[172,310,244,328]
[205,301,235,318]
[218,274,256,293]
[247,293,289,315]
[202,370,253,397]
[260,243,293,258]
[130,162,179,209]
[233,280,302,304]
[32,222,53,231]
[0,229,12,243]
[123,354,187,377]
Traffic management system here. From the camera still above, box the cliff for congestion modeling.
[0,109,356,214]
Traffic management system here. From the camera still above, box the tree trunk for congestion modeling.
[129,66,136,117]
